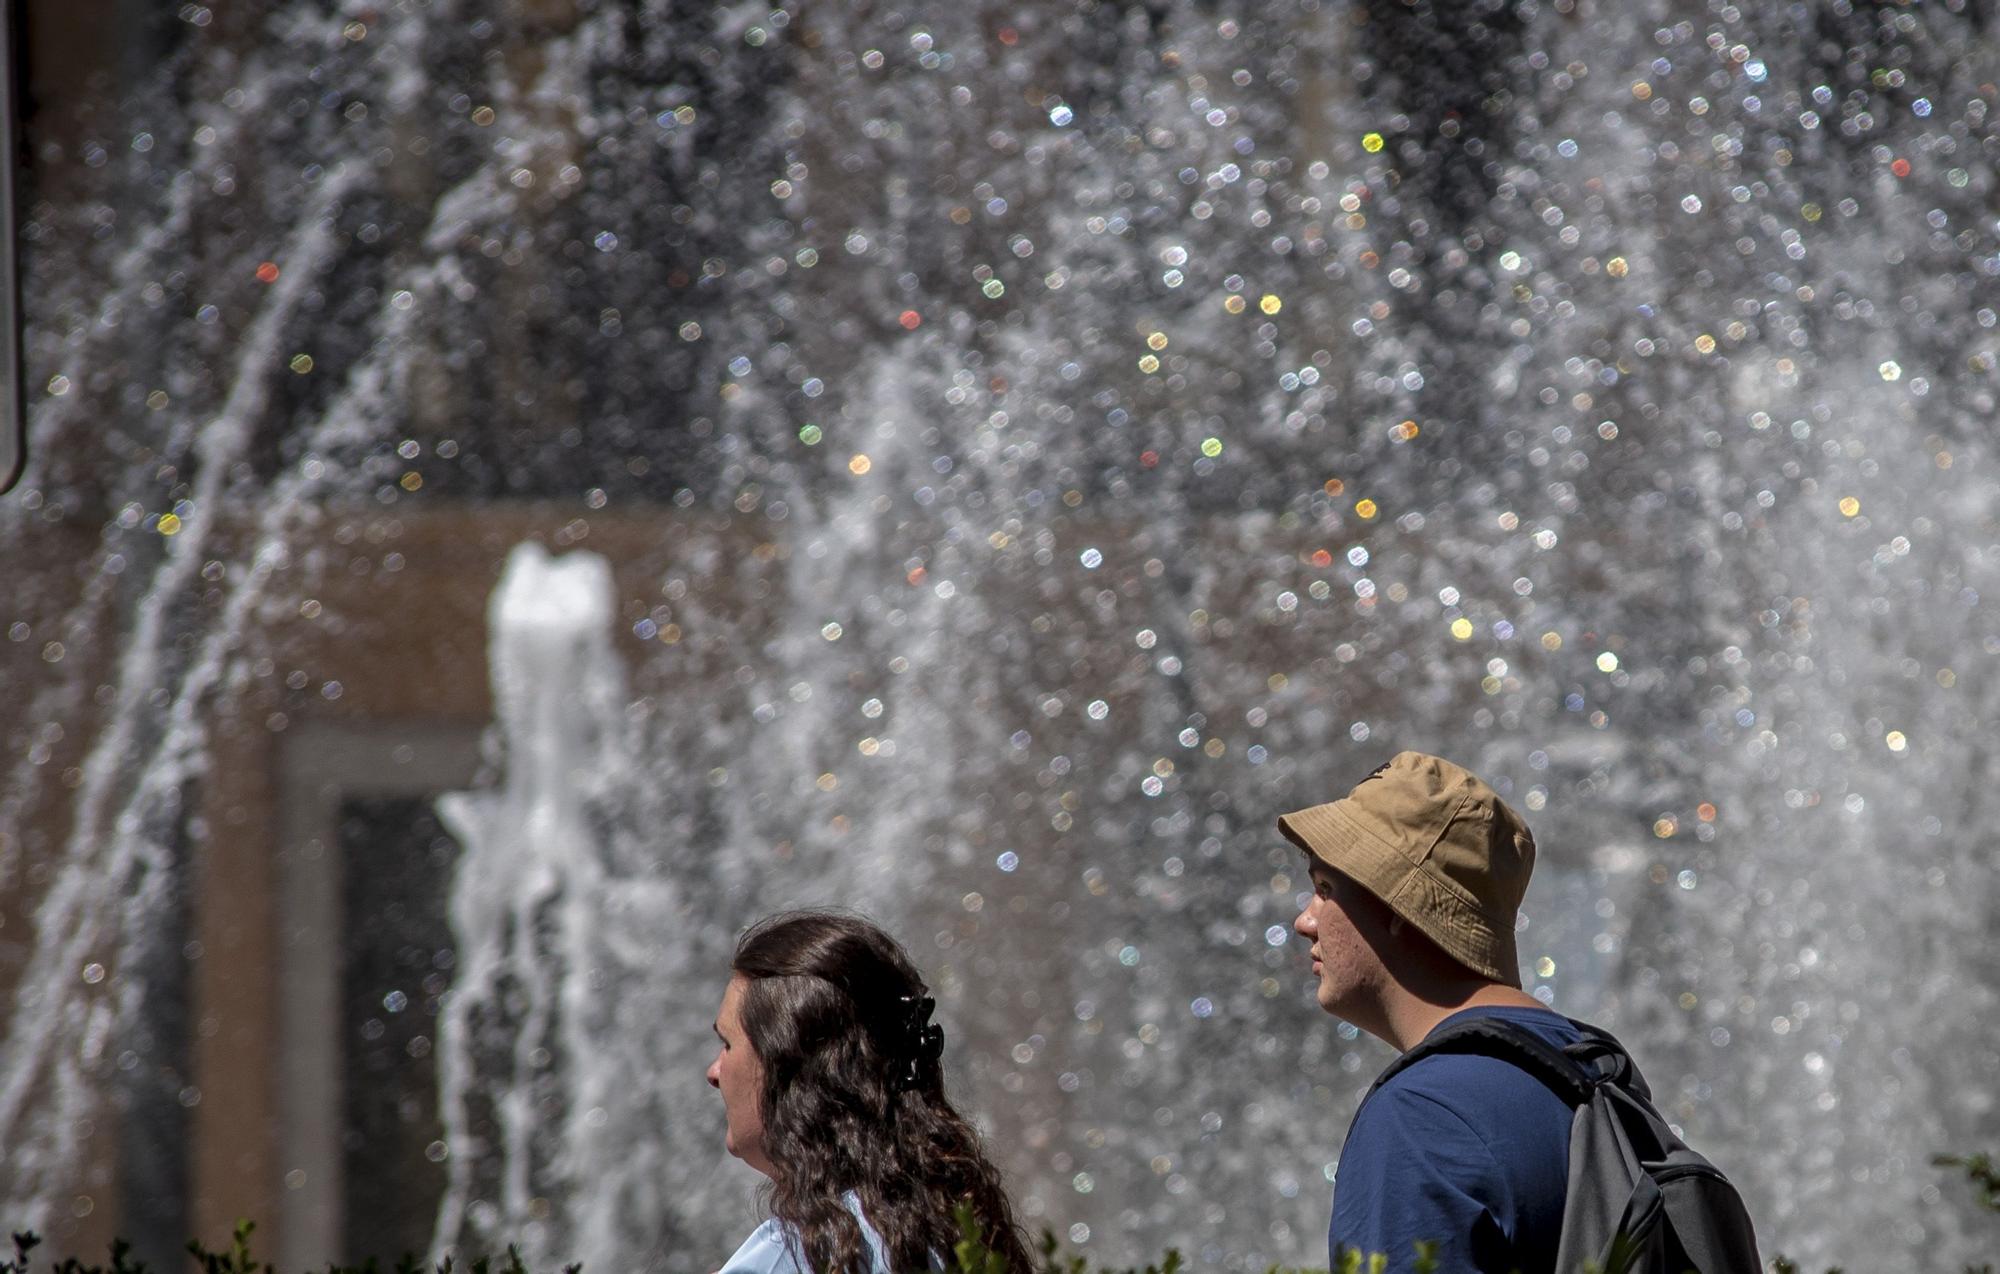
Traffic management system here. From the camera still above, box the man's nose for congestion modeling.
[1294,904,1316,939]
[705,1057,721,1088]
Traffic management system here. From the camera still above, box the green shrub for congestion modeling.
[3,1151,1992,1274]
[0,1223,577,1274]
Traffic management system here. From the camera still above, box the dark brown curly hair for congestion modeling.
[732,910,1031,1273]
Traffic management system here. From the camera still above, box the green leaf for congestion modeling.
[1938,1153,2000,1214]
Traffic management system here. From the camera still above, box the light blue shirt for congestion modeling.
[718,1192,933,1273]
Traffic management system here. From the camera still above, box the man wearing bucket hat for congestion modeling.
[1279,751,1578,1272]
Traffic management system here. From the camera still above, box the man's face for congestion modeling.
[1292,859,1391,1020]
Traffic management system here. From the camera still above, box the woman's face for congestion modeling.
[706,975,774,1176]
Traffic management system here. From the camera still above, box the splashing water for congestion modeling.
[2,0,1997,1269]
[431,543,650,1268]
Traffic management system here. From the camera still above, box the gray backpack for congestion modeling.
[1371,1017,1762,1273]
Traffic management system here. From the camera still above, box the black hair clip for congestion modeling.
[895,993,944,1091]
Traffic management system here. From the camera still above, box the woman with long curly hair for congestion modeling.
[707,910,1031,1273]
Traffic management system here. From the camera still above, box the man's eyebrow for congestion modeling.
[713,1021,725,1041]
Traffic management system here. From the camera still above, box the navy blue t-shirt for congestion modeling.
[1330,1006,1582,1273]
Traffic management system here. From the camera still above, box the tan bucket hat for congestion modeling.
[1277,751,1535,986]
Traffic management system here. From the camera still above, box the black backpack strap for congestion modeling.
[1366,1015,1631,1108]
[1564,1020,1654,1103]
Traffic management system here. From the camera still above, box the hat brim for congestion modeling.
[1278,798,1520,987]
